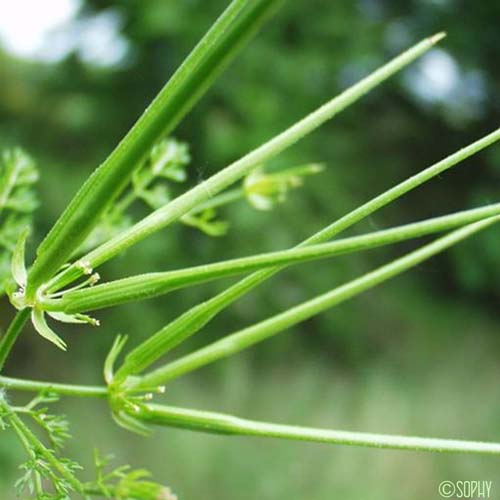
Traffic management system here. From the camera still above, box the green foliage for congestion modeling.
[84,450,176,500]
[78,137,322,248]
[35,202,500,316]
[0,390,173,499]
[1,2,500,499]
[0,149,38,296]
[42,31,446,295]
[77,138,190,255]
[243,163,324,211]
[26,0,284,299]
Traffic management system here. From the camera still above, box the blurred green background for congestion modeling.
[1,0,500,498]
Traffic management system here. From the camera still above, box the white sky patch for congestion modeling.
[408,49,460,103]
[0,0,129,67]
[77,11,130,67]
[403,46,487,122]
[0,0,80,61]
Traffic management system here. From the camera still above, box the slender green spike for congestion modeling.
[26,0,284,299]
[46,311,99,326]
[112,409,152,437]
[31,309,67,351]
[47,311,86,323]
[41,202,500,315]
[132,217,499,389]
[134,403,500,455]
[0,375,108,398]
[104,335,128,385]
[114,128,500,381]
[45,32,446,294]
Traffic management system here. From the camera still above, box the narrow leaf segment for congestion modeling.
[45,32,447,294]
[42,201,500,314]
[135,403,500,455]
[26,0,284,298]
[131,217,499,388]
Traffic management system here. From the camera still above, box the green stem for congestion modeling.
[188,187,244,214]
[46,33,445,294]
[0,375,108,398]
[0,308,30,372]
[45,202,500,314]
[27,0,283,298]
[135,403,500,455]
[115,129,500,380]
[133,217,499,388]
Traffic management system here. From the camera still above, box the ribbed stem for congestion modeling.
[0,375,108,398]
[136,403,500,455]
[134,217,499,389]
[45,32,446,294]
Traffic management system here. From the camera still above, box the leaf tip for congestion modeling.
[31,309,67,351]
[430,31,447,44]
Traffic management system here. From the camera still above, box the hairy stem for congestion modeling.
[188,187,244,214]
[135,403,500,455]
[0,375,108,398]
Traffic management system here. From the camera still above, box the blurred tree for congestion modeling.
[1,3,500,499]
[1,0,500,364]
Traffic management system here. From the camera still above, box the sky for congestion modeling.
[0,0,129,66]
[0,0,478,111]
[0,0,80,61]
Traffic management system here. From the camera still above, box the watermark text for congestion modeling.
[438,480,493,498]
